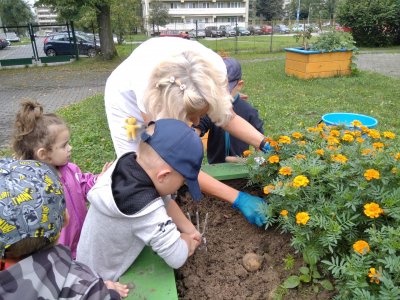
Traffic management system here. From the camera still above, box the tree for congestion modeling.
[337,0,400,46]
[36,0,117,60]
[0,0,34,31]
[148,1,169,34]
[112,0,141,44]
[256,0,284,21]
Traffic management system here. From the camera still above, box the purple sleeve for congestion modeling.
[67,163,98,196]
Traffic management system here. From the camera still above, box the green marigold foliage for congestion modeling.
[246,123,400,298]
[311,31,357,52]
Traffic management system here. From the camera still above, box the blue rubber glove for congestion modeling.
[259,139,271,153]
[232,192,267,227]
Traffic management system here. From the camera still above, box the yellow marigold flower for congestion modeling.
[316,149,325,156]
[392,167,398,174]
[307,127,318,132]
[263,184,275,195]
[297,140,306,146]
[242,150,252,157]
[279,166,292,176]
[394,153,400,160]
[292,132,303,139]
[268,155,279,164]
[353,130,362,137]
[327,145,338,151]
[364,169,380,181]
[342,134,354,142]
[295,154,306,160]
[356,137,365,143]
[293,175,309,188]
[351,120,362,127]
[383,131,396,139]
[278,136,291,144]
[353,240,370,255]
[361,148,373,155]
[296,212,310,225]
[327,136,340,145]
[368,129,381,139]
[329,129,340,137]
[364,202,384,218]
[280,210,288,217]
[331,154,348,163]
[372,142,384,149]
[368,268,381,284]
[360,125,369,133]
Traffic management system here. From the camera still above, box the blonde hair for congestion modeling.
[143,51,233,127]
[12,101,67,159]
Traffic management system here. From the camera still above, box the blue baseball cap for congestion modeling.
[223,57,242,92]
[0,159,65,255]
[141,119,204,201]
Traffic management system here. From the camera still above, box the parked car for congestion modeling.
[291,23,305,32]
[188,29,206,38]
[3,32,20,42]
[260,25,273,35]
[305,23,320,32]
[234,27,251,36]
[274,24,290,34]
[248,25,262,35]
[159,30,190,39]
[43,32,100,57]
[336,25,352,32]
[205,26,222,37]
[0,37,10,49]
[219,25,236,37]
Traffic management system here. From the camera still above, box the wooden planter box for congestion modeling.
[285,47,352,79]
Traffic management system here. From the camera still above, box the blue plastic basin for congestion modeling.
[322,113,378,129]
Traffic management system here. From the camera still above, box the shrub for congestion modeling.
[337,0,400,47]
[246,122,400,298]
[310,31,356,52]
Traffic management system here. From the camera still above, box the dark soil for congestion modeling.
[175,180,335,300]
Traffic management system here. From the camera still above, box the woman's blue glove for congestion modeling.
[232,192,267,227]
[259,139,271,153]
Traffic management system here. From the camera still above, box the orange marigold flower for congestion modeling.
[295,154,306,160]
[383,131,396,139]
[327,145,338,151]
[268,155,280,164]
[360,125,369,133]
[356,137,365,143]
[351,120,362,127]
[243,150,252,157]
[353,130,362,137]
[269,140,279,148]
[279,166,292,176]
[353,240,370,255]
[307,127,318,132]
[329,129,340,137]
[372,142,384,149]
[368,268,381,284]
[394,153,400,160]
[263,184,275,195]
[361,148,373,155]
[331,154,348,163]
[364,169,380,181]
[280,210,288,217]
[315,149,325,156]
[292,132,303,139]
[293,175,309,188]
[296,212,310,225]
[342,134,354,142]
[278,136,291,144]
[327,136,340,145]
[364,202,384,218]
[368,129,381,139]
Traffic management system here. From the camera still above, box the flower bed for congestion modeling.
[246,122,400,298]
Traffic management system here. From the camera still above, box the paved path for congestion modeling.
[1,52,399,150]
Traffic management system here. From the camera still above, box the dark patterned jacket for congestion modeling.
[0,245,120,300]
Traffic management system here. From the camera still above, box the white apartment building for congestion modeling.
[34,5,64,32]
[142,0,249,31]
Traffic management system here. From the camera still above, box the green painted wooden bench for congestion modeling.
[119,162,249,299]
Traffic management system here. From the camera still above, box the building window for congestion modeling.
[217,2,224,8]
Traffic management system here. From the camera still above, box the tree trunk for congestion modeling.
[96,3,116,60]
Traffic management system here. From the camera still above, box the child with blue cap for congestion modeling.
[0,159,125,299]
[194,57,264,164]
[76,119,204,281]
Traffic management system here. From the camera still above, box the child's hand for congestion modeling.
[98,161,113,179]
[181,232,201,256]
[104,280,130,298]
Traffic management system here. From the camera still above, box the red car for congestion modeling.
[336,25,352,32]
[159,30,190,39]
[261,25,273,35]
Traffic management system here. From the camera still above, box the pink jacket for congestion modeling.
[58,162,97,259]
